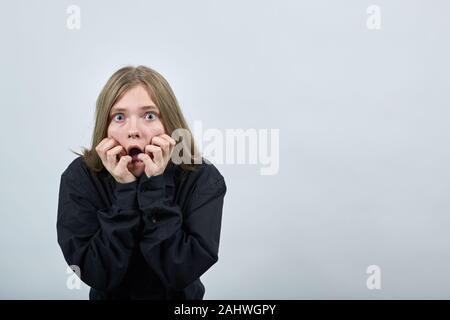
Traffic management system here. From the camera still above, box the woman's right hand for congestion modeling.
[95,137,137,184]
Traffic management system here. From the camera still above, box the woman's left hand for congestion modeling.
[137,134,176,178]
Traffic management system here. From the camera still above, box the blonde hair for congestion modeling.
[73,65,201,174]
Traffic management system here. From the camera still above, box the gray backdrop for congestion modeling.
[1,0,449,299]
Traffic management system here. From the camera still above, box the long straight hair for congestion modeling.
[73,65,201,174]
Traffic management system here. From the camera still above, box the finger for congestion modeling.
[159,134,176,147]
[145,144,163,166]
[167,138,176,160]
[137,153,158,174]
[158,134,176,161]
[95,138,110,161]
[96,138,118,160]
[100,137,118,151]
[116,146,127,160]
[152,136,170,150]
[153,146,164,167]
[117,155,132,171]
[151,136,170,159]
[119,148,127,157]
[106,145,124,167]
[95,138,109,152]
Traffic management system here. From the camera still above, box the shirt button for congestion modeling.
[152,218,157,223]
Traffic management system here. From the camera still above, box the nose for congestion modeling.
[128,131,140,139]
[127,117,141,139]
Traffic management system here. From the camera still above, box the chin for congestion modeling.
[128,162,145,177]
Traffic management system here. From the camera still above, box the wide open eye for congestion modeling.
[113,113,125,121]
[145,112,158,121]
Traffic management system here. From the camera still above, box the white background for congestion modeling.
[1,0,449,299]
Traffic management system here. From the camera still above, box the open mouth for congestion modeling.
[127,147,143,162]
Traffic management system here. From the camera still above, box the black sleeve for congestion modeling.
[137,172,227,290]
[57,171,142,292]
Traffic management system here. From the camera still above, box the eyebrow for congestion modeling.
[110,105,159,114]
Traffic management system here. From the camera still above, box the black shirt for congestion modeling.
[57,156,227,300]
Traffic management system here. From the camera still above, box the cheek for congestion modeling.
[107,124,117,138]
[153,121,166,135]
[107,128,119,140]
[107,125,123,144]
[145,122,166,142]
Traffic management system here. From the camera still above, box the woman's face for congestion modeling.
[107,84,165,177]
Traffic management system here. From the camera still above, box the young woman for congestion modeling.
[57,65,227,300]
